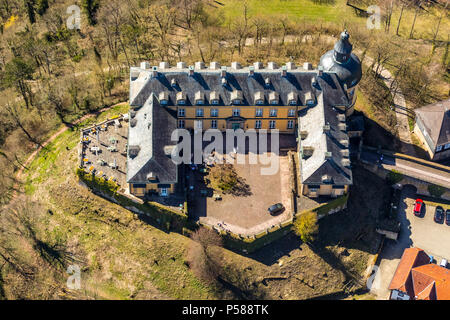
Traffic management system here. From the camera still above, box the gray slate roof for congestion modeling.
[415,98,450,147]
[130,67,323,107]
[298,74,352,185]
[126,94,177,184]
[319,30,362,90]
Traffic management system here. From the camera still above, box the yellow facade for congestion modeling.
[302,184,349,198]
[130,183,175,197]
[171,105,302,133]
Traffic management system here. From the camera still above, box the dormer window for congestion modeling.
[254,91,264,105]
[288,91,297,105]
[269,92,279,105]
[321,174,333,183]
[159,91,169,105]
[195,91,204,105]
[176,91,186,105]
[305,92,315,107]
[210,91,219,105]
[231,90,243,105]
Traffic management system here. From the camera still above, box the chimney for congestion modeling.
[195,61,205,70]
[286,61,296,70]
[159,61,169,69]
[177,61,186,69]
[267,61,277,70]
[188,65,194,76]
[221,66,227,78]
[171,78,177,88]
[248,66,255,77]
[231,61,242,70]
[210,61,220,70]
[254,62,263,70]
[303,62,312,70]
[264,77,270,88]
[221,77,227,86]
[140,61,150,69]
[281,65,287,77]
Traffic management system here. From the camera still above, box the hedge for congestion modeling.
[428,184,446,198]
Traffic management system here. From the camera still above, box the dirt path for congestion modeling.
[359,54,417,156]
[12,102,128,199]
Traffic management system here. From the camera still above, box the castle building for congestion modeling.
[126,30,362,198]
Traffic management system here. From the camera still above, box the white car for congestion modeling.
[440,259,448,268]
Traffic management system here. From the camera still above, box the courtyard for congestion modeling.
[188,134,296,236]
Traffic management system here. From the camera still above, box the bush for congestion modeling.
[292,211,318,243]
[386,170,404,185]
[428,184,446,198]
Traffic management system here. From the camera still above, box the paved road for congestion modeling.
[360,149,450,189]
[370,188,450,299]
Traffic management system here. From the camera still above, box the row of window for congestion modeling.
[178,108,297,118]
[168,98,301,106]
[177,120,295,129]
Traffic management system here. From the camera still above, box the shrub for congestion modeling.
[292,211,318,243]
[386,170,404,185]
[428,184,446,198]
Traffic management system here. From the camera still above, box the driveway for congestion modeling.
[370,187,450,299]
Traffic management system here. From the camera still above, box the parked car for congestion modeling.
[446,209,450,226]
[440,259,448,268]
[434,206,444,223]
[413,199,424,216]
[268,203,285,216]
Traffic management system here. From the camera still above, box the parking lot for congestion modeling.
[80,116,128,189]
[370,187,450,299]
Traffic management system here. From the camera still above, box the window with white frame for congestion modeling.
[288,109,296,117]
[255,120,262,129]
[210,108,218,117]
[255,108,263,117]
[269,120,276,129]
[178,108,185,117]
[211,120,217,129]
[233,108,240,117]
[287,120,294,129]
[445,143,450,150]
[178,120,185,128]
[196,108,204,117]
[436,145,443,152]
[195,120,203,129]
[270,109,277,117]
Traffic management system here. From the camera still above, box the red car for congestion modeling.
[413,199,424,216]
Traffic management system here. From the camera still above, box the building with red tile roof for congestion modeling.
[388,247,450,300]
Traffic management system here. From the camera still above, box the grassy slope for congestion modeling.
[21,105,217,299]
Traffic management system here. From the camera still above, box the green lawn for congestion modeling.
[217,0,363,24]
[216,0,449,41]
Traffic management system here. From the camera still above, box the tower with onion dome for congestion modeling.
[318,30,362,115]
